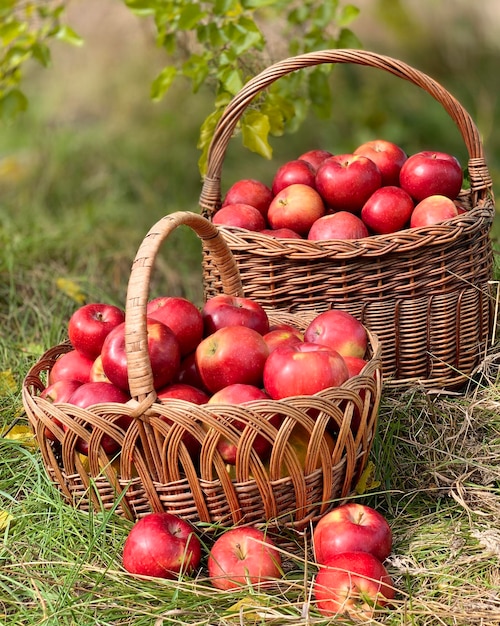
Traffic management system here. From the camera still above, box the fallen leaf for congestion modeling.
[355,460,381,495]
[2,423,38,449]
[56,278,86,304]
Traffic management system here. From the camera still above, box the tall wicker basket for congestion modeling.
[22,212,382,535]
[200,49,495,390]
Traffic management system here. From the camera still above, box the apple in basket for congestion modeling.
[259,227,302,239]
[307,211,369,241]
[315,154,382,215]
[222,178,273,218]
[399,150,463,201]
[122,512,202,579]
[298,149,333,172]
[314,551,395,620]
[267,183,326,236]
[262,326,304,353]
[40,379,83,442]
[271,158,316,195]
[146,296,204,357]
[304,309,368,359]
[313,502,393,564]
[207,526,282,590]
[48,349,94,385]
[212,203,267,232]
[195,325,269,393]
[201,294,270,336]
[353,139,408,187]
[361,186,415,235]
[410,194,459,228]
[67,302,125,360]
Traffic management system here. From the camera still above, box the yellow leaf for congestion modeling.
[56,278,86,304]
[226,595,271,621]
[2,424,38,449]
[355,460,381,495]
[0,510,13,531]
[0,369,17,394]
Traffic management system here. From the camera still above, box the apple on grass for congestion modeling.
[195,325,269,394]
[314,551,395,620]
[213,203,267,232]
[360,186,415,235]
[307,211,369,241]
[271,159,316,195]
[313,502,393,564]
[201,294,269,336]
[222,178,273,218]
[399,150,463,201]
[49,349,94,385]
[208,526,282,590]
[315,154,382,215]
[122,512,202,579]
[146,296,203,357]
[267,183,326,236]
[410,194,459,228]
[304,309,368,359]
[353,139,407,186]
[68,302,125,360]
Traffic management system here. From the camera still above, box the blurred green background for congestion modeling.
[1,0,499,313]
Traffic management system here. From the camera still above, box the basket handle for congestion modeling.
[200,48,493,216]
[124,211,243,401]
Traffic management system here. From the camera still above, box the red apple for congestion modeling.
[146,296,204,357]
[360,185,414,234]
[259,227,302,239]
[89,355,109,383]
[298,149,333,172]
[314,551,395,620]
[263,342,349,400]
[267,183,325,236]
[313,503,393,564]
[304,310,367,359]
[207,526,282,590]
[40,379,83,441]
[201,294,269,336]
[66,381,132,455]
[213,203,267,232]
[343,356,368,378]
[122,512,202,579]
[353,139,407,186]
[315,154,382,214]
[271,159,316,195]
[175,351,208,391]
[195,325,269,393]
[410,194,459,228]
[49,349,94,385]
[307,211,369,240]
[222,178,273,218]
[262,327,304,353]
[399,150,463,201]
[101,319,181,393]
[67,303,125,360]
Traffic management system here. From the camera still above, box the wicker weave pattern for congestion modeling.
[22,212,382,531]
[200,49,495,389]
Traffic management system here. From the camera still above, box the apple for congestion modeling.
[360,186,414,235]
[271,159,316,195]
[314,551,395,620]
[101,319,181,393]
[212,203,267,232]
[315,154,382,214]
[207,526,282,590]
[195,325,269,393]
[307,211,369,240]
[222,178,273,218]
[304,309,367,359]
[208,384,278,465]
[157,382,209,405]
[49,349,94,385]
[146,296,204,357]
[298,149,333,172]
[89,355,109,383]
[67,303,125,360]
[313,502,393,564]
[267,183,325,236]
[40,379,83,441]
[343,356,368,378]
[263,342,349,400]
[259,227,302,239]
[262,327,303,353]
[353,139,407,186]
[175,351,208,391]
[201,294,269,336]
[66,381,132,455]
[410,194,459,228]
[399,150,463,201]
[122,512,202,579]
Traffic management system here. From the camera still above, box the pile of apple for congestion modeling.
[40,293,371,463]
[121,501,395,621]
[213,139,466,239]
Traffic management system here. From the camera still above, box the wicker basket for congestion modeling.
[200,49,495,390]
[22,211,382,533]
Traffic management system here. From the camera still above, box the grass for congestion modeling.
[2,6,500,624]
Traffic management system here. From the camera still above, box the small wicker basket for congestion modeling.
[200,49,495,390]
[22,212,382,533]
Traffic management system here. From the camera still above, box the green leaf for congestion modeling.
[55,25,83,47]
[0,18,26,46]
[178,3,207,30]
[0,89,28,120]
[217,66,243,95]
[338,4,361,27]
[150,65,177,101]
[197,108,224,176]
[214,0,241,15]
[182,54,210,92]
[336,27,362,49]
[241,0,281,7]
[31,42,51,67]
[308,67,332,119]
[241,110,272,159]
